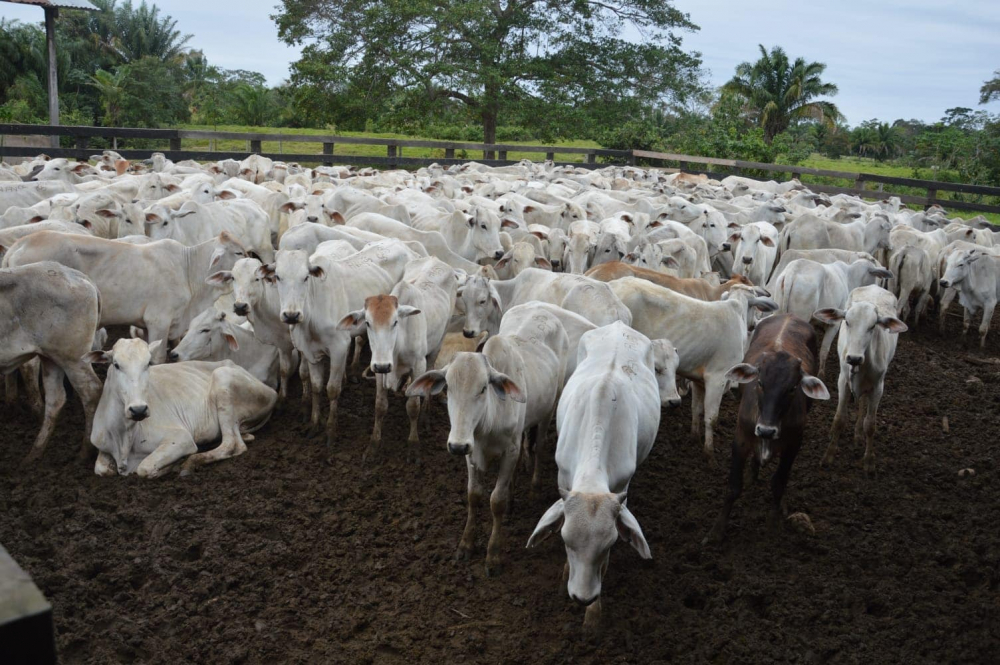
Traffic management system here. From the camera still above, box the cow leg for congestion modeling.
[937,287,957,332]
[979,299,996,349]
[306,361,326,435]
[458,456,485,561]
[898,284,913,322]
[528,425,545,490]
[94,451,117,477]
[690,381,705,441]
[144,317,172,364]
[862,382,885,476]
[406,396,422,460]
[20,358,43,416]
[485,441,518,577]
[704,439,746,544]
[583,598,603,636]
[136,429,198,479]
[299,355,311,405]
[823,366,851,467]
[817,325,837,379]
[4,374,18,406]
[350,336,366,375]
[701,376,727,464]
[365,376,389,461]
[62,361,102,460]
[23,360,66,464]
[853,394,869,443]
[915,291,931,327]
[325,341,351,446]
[276,347,294,401]
[768,445,799,531]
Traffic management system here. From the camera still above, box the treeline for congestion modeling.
[2,1,999,187]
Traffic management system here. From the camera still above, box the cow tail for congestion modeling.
[780,276,791,314]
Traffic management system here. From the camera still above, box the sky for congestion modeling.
[2,0,998,125]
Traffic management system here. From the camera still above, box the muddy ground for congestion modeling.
[1,314,998,664]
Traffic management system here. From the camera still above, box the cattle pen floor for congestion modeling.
[1,315,998,665]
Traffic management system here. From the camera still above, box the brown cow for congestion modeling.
[586,261,755,301]
[703,314,830,543]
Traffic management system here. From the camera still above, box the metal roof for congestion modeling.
[0,0,99,10]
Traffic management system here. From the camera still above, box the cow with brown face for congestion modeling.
[704,314,829,543]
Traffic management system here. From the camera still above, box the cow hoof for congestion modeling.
[484,559,503,578]
[455,547,472,562]
[21,451,42,466]
[348,376,360,385]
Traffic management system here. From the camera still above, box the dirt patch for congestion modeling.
[1,316,998,664]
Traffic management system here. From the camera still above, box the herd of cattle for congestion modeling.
[1,150,997,630]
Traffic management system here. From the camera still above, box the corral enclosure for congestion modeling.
[0,314,997,663]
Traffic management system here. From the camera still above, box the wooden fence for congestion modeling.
[3,124,1000,215]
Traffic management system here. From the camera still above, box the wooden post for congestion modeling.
[587,152,596,164]
[169,137,181,152]
[498,150,507,161]
[679,160,689,172]
[444,148,455,159]
[792,172,802,181]
[629,151,637,166]
[545,151,555,162]
[387,144,397,167]
[323,142,334,165]
[44,7,60,149]
[854,176,864,193]
[250,139,262,154]
[926,188,937,210]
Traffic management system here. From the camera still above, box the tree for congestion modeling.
[723,45,843,143]
[229,84,275,127]
[980,69,1000,105]
[273,0,703,145]
[89,68,127,126]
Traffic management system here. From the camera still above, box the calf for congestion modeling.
[815,285,907,474]
[169,308,280,389]
[0,262,103,461]
[526,322,677,632]
[86,338,276,478]
[586,261,753,301]
[704,315,830,543]
[338,257,457,457]
[408,305,569,575]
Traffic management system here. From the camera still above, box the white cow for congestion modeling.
[766,248,876,292]
[262,240,416,443]
[609,278,777,462]
[337,256,457,456]
[0,262,103,461]
[729,221,778,287]
[146,199,274,262]
[526,322,676,632]
[169,308,280,389]
[3,231,247,363]
[814,286,907,474]
[407,304,569,574]
[780,213,892,257]
[888,246,934,326]
[774,258,893,375]
[86,338,276,478]
[939,248,1000,347]
[0,180,75,215]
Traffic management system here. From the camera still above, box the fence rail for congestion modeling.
[2,124,999,214]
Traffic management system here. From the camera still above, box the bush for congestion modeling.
[599,120,665,160]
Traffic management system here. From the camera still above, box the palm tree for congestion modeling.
[110,0,192,63]
[724,45,844,143]
[229,84,275,127]
[89,68,127,126]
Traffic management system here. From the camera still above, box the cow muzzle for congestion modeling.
[371,363,392,374]
[282,311,302,325]
[939,279,950,289]
[462,329,476,339]
[666,397,682,408]
[127,404,150,421]
[846,355,863,367]
[493,250,505,260]
[570,592,599,607]
[720,242,731,252]
[755,424,778,440]
[447,442,472,456]
[233,302,250,316]
[742,256,753,265]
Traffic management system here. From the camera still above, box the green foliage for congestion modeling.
[273,0,703,143]
[723,45,843,143]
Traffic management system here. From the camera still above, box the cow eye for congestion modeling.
[480,225,487,230]
[392,321,398,328]
[200,329,210,334]
[480,385,487,395]
[479,300,486,305]
[235,251,244,256]
[303,276,309,282]
[113,361,120,369]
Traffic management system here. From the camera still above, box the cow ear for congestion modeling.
[406,370,447,397]
[398,305,421,318]
[329,211,346,225]
[522,205,535,214]
[78,220,94,230]
[661,255,680,269]
[489,372,525,402]
[813,308,845,324]
[616,504,652,560]
[534,257,552,271]
[800,374,830,400]
[147,340,163,357]
[84,350,111,365]
[222,332,240,351]
[725,363,758,384]
[308,265,326,279]
[96,208,119,218]
[27,215,45,224]
[205,271,233,286]
[144,213,161,225]
[500,218,519,229]
[525,499,565,548]
[869,266,893,279]
[727,231,742,244]
[165,184,181,193]
[217,189,237,200]
[494,256,511,270]
[878,316,908,334]
[279,201,301,213]
[336,310,365,332]
[750,296,778,312]
[255,264,275,280]
[648,220,663,228]
[760,236,775,247]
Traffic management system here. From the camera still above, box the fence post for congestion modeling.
[587,152,596,164]
[792,171,802,181]
[679,160,689,172]
[546,151,555,162]
[498,150,507,161]
[629,151,636,166]
[854,176,864,192]
[445,148,455,160]
[169,137,181,152]
[926,188,937,209]
[250,139,262,154]
[387,144,397,167]
[323,142,334,165]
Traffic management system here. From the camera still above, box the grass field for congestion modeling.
[178,124,601,164]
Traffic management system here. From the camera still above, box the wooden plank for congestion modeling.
[634,150,737,167]
[0,543,56,665]
[855,172,1000,197]
[0,124,178,140]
